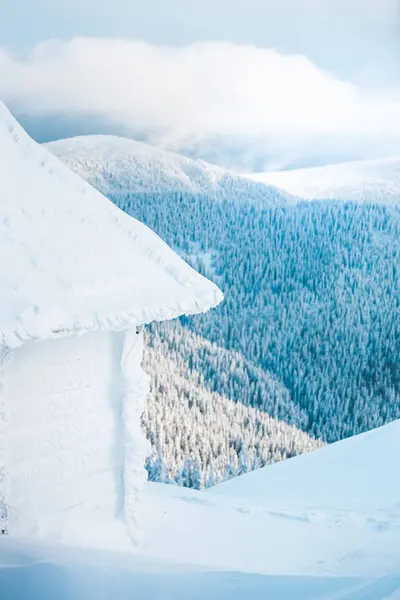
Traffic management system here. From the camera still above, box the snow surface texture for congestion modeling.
[2,329,151,541]
[1,421,400,598]
[210,419,400,511]
[45,134,291,204]
[249,156,400,203]
[0,103,223,349]
[3,331,125,535]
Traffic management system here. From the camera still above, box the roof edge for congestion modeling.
[2,282,223,350]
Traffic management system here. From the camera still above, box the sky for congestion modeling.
[1,0,400,170]
[2,0,399,79]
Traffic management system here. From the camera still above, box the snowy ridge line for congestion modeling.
[248,155,400,204]
[46,134,293,206]
[0,102,223,349]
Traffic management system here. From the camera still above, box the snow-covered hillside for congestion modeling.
[46,135,288,203]
[210,419,400,511]
[46,134,321,485]
[48,134,400,489]
[2,421,400,598]
[143,324,321,487]
[250,156,400,203]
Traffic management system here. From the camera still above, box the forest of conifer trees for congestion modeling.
[50,144,400,487]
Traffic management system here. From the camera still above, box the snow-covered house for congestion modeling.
[0,104,223,539]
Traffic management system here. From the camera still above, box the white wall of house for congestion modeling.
[1,328,149,537]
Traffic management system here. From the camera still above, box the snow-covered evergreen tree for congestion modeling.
[50,139,400,488]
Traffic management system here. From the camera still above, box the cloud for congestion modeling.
[2,1,399,76]
[1,37,400,170]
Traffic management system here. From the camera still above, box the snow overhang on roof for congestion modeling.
[0,103,223,348]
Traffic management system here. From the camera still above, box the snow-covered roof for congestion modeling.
[0,103,223,348]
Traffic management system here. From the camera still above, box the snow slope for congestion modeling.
[210,419,400,511]
[2,421,400,597]
[45,134,290,204]
[249,156,400,203]
[0,103,222,348]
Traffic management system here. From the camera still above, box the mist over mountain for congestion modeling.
[16,110,400,173]
[3,30,400,173]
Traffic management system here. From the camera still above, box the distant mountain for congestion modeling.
[46,135,288,203]
[48,135,400,487]
[250,155,400,203]
[21,107,400,172]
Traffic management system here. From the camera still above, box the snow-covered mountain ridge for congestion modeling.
[46,135,289,204]
[249,155,400,203]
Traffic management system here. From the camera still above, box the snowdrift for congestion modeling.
[3,421,399,581]
[210,419,400,510]
[1,421,400,597]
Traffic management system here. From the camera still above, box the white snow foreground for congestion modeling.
[249,155,400,203]
[0,103,222,544]
[1,421,400,598]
